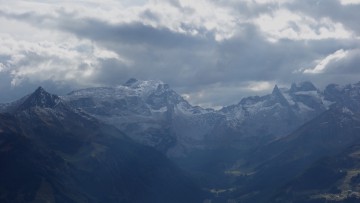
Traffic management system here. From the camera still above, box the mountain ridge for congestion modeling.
[2,79,357,157]
[2,80,359,157]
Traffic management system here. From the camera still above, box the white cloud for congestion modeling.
[219,0,293,5]
[303,49,348,74]
[248,0,293,5]
[254,9,353,42]
[134,1,235,40]
[0,63,4,72]
[180,81,274,108]
[0,34,127,86]
[245,81,274,92]
[339,0,360,5]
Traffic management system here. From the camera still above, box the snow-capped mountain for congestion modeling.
[63,78,222,156]
[0,86,67,113]
[63,79,351,157]
[21,87,60,107]
[1,79,352,157]
[218,81,329,140]
[324,82,360,112]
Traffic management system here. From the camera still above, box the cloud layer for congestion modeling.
[0,0,359,107]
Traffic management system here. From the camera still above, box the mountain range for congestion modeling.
[2,79,360,202]
[61,79,338,157]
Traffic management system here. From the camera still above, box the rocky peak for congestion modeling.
[324,82,360,112]
[238,96,262,106]
[17,87,61,110]
[272,85,283,96]
[271,85,289,106]
[290,81,317,93]
[324,84,342,98]
[124,78,139,86]
[123,78,164,89]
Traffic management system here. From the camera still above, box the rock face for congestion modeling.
[0,87,203,203]
[63,79,222,156]
[324,82,360,112]
[63,79,338,156]
[217,82,327,143]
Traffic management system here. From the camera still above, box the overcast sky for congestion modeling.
[0,0,359,108]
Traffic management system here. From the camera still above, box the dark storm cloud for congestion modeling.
[88,58,132,85]
[0,9,202,49]
[47,12,219,87]
[213,24,359,86]
[59,17,209,49]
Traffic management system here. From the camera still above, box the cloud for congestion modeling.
[254,9,353,42]
[179,80,275,108]
[304,49,349,74]
[0,0,359,107]
[60,19,208,49]
[295,48,360,89]
[246,81,274,92]
[0,34,127,87]
[287,0,360,35]
[340,0,360,5]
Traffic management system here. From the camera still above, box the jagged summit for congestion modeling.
[17,86,61,110]
[35,86,45,93]
[124,78,139,86]
[123,78,164,87]
[271,85,289,106]
[122,78,166,91]
[290,81,317,92]
[272,85,281,95]
[67,79,170,100]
